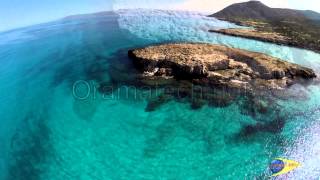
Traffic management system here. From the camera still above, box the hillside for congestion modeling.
[209,1,320,52]
[303,10,320,21]
[210,1,320,22]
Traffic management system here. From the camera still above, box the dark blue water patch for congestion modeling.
[0,49,12,63]
[232,103,320,150]
[8,110,52,180]
[50,55,91,88]
[145,94,173,112]
[141,107,242,158]
[143,120,177,158]
[106,49,140,84]
[84,55,110,83]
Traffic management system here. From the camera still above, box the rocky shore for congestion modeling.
[128,43,316,92]
[122,43,319,118]
[209,28,292,46]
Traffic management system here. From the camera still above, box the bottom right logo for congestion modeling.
[269,158,301,177]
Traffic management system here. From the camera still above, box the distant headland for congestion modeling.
[208,1,320,53]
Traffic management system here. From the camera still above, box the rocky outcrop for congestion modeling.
[128,43,316,92]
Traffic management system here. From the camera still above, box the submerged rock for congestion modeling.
[145,94,172,112]
[191,98,207,110]
[128,43,316,91]
[242,116,286,136]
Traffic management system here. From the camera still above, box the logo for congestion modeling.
[269,158,300,177]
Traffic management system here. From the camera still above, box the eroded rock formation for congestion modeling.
[128,43,316,92]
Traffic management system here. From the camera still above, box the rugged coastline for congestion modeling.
[125,43,317,114]
[129,43,316,92]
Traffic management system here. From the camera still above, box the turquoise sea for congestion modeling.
[0,10,320,179]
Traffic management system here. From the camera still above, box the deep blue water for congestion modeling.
[0,10,320,179]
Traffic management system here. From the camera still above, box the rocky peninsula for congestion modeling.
[128,43,316,92]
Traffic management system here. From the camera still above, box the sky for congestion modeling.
[1,0,319,32]
[0,0,114,32]
[114,0,289,12]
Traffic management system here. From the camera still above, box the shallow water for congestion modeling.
[0,10,320,179]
